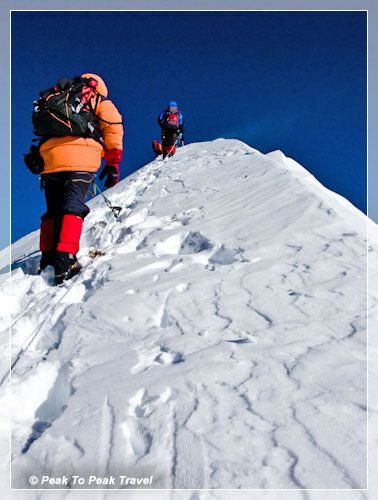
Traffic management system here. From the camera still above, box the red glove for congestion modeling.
[104,148,123,165]
[99,149,123,188]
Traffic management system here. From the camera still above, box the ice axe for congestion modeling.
[94,182,122,219]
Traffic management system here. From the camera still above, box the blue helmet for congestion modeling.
[169,100,178,107]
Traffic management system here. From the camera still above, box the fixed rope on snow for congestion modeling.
[89,181,122,219]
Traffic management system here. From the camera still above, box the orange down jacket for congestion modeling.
[39,73,123,174]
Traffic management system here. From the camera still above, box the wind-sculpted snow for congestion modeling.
[0,139,372,498]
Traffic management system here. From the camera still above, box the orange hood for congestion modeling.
[81,73,108,97]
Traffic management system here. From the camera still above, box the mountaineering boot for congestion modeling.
[38,251,55,274]
[54,250,82,285]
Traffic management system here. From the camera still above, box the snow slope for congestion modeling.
[0,139,371,497]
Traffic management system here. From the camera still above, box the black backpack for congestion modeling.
[32,76,101,139]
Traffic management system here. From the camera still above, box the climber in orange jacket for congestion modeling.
[36,73,123,284]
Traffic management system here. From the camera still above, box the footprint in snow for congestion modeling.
[121,418,152,457]
[131,344,184,374]
[155,346,184,365]
[121,387,177,457]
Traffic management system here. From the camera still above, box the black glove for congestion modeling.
[23,145,44,175]
[99,164,119,188]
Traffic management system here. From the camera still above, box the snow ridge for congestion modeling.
[0,139,370,495]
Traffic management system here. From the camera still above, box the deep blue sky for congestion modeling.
[11,11,367,243]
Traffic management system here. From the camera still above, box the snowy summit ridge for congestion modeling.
[1,139,368,492]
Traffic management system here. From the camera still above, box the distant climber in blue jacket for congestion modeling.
[152,101,184,159]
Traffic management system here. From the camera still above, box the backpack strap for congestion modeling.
[84,92,123,126]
